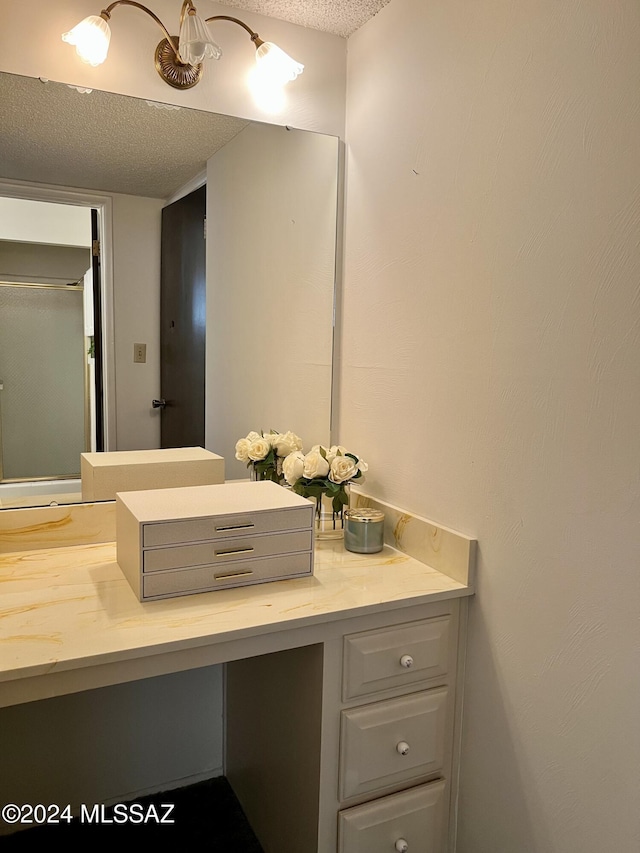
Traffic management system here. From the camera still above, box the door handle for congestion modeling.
[152,399,166,409]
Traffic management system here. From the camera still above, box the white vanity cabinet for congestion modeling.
[226,598,465,853]
[0,495,474,851]
[338,782,448,853]
[336,607,461,853]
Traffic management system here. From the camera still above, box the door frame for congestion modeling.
[0,178,117,450]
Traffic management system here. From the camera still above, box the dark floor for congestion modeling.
[2,776,265,849]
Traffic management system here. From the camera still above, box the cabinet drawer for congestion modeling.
[143,530,313,572]
[142,551,313,600]
[343,617,451,701]
[339,689,448,801]
[338,780,447,853]
[142,506,313,547]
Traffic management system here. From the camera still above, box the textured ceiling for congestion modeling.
[213,0,392,38]
[0,73,249,198]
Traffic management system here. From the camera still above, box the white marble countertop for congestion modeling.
[0,539,471,697]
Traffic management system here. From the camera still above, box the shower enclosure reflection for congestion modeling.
[0,197,97,496]
[0,280,89,481]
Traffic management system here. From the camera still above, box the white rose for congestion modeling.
[274,431,303,457]
[248,437,271,461]
[246,431,261,442]
[324,446,338,464]
[328,456,358,484]
[329,444,348,458]
[310,444,334,463]
[357,457,369,474]
[321,444,350,465]
[263,432,280,447]
[235,438,251,462]
[282,450,305,485]
[303,449,330,479]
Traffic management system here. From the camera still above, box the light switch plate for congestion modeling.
[133,343,146,363]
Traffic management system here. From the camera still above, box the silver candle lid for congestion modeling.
[344,508,385,523]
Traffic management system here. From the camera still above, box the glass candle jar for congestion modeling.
[344,508,385,554]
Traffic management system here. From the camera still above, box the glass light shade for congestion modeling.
[179,13,222,64]
[255,42,304,86]
[62,16,111,67]
[247,66,286,113]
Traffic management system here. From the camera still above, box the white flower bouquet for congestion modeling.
[282,444,368,520]
[235,430,303,483]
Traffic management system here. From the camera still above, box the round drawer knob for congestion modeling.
[395,840,409,852]
[396,741,410,756]
[400,654,414,669]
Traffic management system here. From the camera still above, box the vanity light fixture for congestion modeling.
[62,0,304,91]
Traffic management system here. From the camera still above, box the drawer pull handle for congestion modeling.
[396,741,410,756]
[214,570,254,581]
[400,654,414,669]
[215,523,255,532]
[214,547,255,557]
[395,841,409,853]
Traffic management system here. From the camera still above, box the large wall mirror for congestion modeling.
[0,71,340,508]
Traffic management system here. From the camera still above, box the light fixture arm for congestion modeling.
[204,15,265,49]
[100,1,181,60]
[99,4,260,64]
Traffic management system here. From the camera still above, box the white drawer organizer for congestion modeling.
[116,480,315,601]
[81,446,225,502]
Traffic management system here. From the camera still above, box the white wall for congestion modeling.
[0,241,91,284]
[0,0,346,137]
[342,1,640,851]
[112,193,163,450]
[0,197,91,246]
[206,123,338,477]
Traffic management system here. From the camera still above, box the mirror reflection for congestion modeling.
[0,71,339,508]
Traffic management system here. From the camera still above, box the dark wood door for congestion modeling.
[160,185,206,448]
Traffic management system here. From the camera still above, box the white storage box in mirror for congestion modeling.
[81,447,225,502]
[115,481,315,601]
